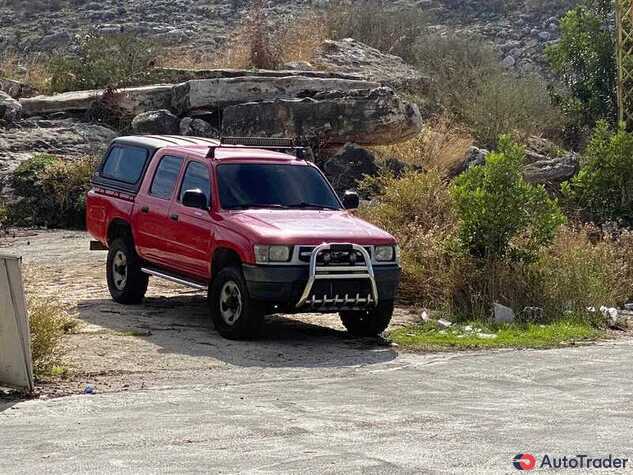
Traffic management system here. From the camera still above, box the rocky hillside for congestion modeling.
[0,0,580,72]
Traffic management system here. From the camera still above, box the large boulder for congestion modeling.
[0,78,37,99]
[172,76,380,115]
[0,91,21,123]
[523,136,578,184]
[449,137,578,185]
[19,85,173,117]
[0,119,117,197]
[132,109,179,135]
[179,117,219,138]
[148,67,365,84]
[322,143,379,194]
[222,87,422,146]
[312,38,427,89]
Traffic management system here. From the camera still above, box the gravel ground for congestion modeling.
[1,230,419,396]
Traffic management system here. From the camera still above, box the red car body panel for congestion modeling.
[87,140,399,284]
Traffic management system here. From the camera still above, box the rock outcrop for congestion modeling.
[179,117,219,138]
[0,119,117,196]
[0,92,21,123]
[131,110,179,135]
[321,143,379,194]
[172,76,379,114]
[20,85,173,117]
[311,38,427,89]
[222,87,422,146]
[0,78,37,99]
[450,137,579,186]
[523,136,578,184]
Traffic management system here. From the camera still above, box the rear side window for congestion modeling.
[179,161,211,205]
[101,146,149,184]
[150,155,183,199]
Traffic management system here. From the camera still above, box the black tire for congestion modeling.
[209,266,264,339]
[106,237,149,305]
[340,300,394,337]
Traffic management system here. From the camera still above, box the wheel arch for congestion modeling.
[107,218,133,245]
[211,247,243,278]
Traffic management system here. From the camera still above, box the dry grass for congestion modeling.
[372,116,473,173]
[0,50,49,93]
[26,295,77,379]
[159,5,326,70]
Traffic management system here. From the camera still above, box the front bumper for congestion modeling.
[242,263,401,310]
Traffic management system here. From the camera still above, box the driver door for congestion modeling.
[168,159,214,280]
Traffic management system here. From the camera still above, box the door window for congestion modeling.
[179,161,211,206]
[150,155,184,200]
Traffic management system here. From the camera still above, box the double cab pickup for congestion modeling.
[87,136,401,339]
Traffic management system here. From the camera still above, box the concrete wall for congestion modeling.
[0,255,33,392]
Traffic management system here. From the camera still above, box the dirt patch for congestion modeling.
[2,230,420,397]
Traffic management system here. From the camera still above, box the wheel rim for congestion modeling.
[112,250,128,291]
[220,281,243,326]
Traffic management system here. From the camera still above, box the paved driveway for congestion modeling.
[2,338,633,474]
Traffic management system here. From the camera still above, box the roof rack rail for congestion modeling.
[207,136,308,160]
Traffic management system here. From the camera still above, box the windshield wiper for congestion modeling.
[287,202,339,210]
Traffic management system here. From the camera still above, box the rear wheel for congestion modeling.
[106,238,148,304]
[209,266,263,339]
[340,300,394,337]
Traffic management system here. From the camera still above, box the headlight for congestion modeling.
[375,246,395,262]
[254,245,292,263]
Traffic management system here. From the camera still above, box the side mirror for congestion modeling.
[182,189,208,210]
[342,190,360,210]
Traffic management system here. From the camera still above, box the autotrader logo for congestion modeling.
[513,453,537,471]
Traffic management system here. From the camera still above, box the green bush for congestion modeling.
[546,2,617,142]
[48,34,159,93]
[8,154,97,228]
[451,136,566,262]
[562,121,633,226]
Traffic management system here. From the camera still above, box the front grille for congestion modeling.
[298,246,372,265]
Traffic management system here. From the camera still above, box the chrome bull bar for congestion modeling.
[296,243,379,309]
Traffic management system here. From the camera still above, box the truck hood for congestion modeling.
[222,209,396,245]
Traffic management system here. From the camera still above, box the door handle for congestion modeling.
[170,214,179,222]
[141,206,149,213]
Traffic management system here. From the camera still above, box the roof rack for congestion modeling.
[207,137,307,160]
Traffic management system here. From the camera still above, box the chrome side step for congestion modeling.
[141,267,207,291]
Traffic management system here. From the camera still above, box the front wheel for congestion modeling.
[340,300,394,337]
[106,238,149,304]
[209,266,264,339]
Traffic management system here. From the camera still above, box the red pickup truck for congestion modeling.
[87,136,401,339]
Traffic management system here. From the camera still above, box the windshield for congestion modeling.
[217,163,341,210]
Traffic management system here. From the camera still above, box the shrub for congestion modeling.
[413,34,561,147]
[48,34,159,93]
[413,33,502,116]
[8,154,97,228]
[563,121,633,226]
[359,170,458,306]
[324,0,431,62]
[0,51,49,94]
[546,2,617,142]
[180,2,327,70]
[371,116,473,172]
[27,296,76,379]
[460,73,562,148]
[534,226,633,320]
[451,136,566,262]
